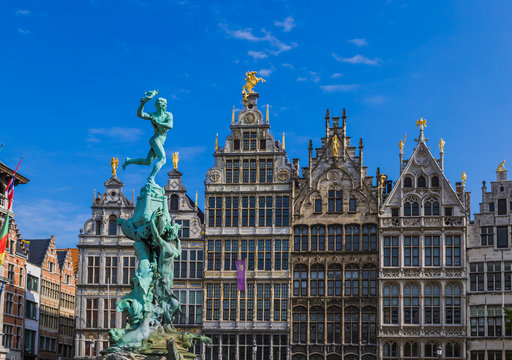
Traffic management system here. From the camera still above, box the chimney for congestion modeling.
[456,182,463,201]
[292,158,300,178]
[497,169,508,182]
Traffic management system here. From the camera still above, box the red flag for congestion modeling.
[0,213,10,266]
[235,259,246,291]
[5,157,23,211]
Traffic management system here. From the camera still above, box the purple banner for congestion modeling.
[235,259,246,291]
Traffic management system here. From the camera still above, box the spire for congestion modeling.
[308,139,313,189]
[93,188,96,203]
[232,106,235,125]
[266,105,269,123]
[415,117,427,143]
[325,109,330,138]
[282,132,285,151]
[195,190,198,208]
[215,133,219,151]
[342,108,347,128]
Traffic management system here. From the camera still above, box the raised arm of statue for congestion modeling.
[137,98,153,120]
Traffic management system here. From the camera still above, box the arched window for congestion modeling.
[292,306,307,343]
[362,224,377,251]
[404,284,420,324]
[404,342,419,358]
[445,284,462,324]
[431,175,440,187]
[344,264,359,296]
[327,265,342,296]
[382,342,398,359]
[293,226,308,251]
[170,194,179,211]
[344,307,359,344]
[383,284,399,324]
[328,225,343,251]
[293,265,308,296]
[424,342,441,359]
[362,264,377,297]
[424,283,441,324]
[310,306,324,344]
[310,264,325,296]
[445,342,461,358]
[327,306,342,344]
[424,196,440,216]
[403,177,413,188]
[311,225,325,251]
[108,215,117,235]
[404,197,419,216]
[417,175,426,188]
[345,224,360,251]
[361,306,377,344]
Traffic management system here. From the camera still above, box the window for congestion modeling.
[174,219,190,238]
[259,139,266,150]
[361,307,377,344]
[487,262,502,291]
[344,307,359,344]
[242,160,249,182]
[223,240,237,271]
[327,265,342,296]
[431,176,439,187]
[292,307,307,343]
[294,226,308,251]
[310,265,325,296]
[424,235,440,266]
[425,342,441,359]
[122,256,136,285]
[469,262,484,291]
[404,342,419,359]
[497,226,508,248]
[445,284,462,324]
[103,298,116,328]
[489,203,495,212]
[498,199,507,215]
[108,215,117,235]
[383,236,399,266]
[383,342,399,359]
[404,197,419,216]
[327,306,342,344]
[250,159,257,183]
[86,298,99,328]
[274,239,288,270]
[257,240,271,271]
[310,225,325,251]
[49,262,55,273]
[417,175,426,188]
[445,207,453,216]
[424,284,440,324]
[445,343,461,358]
[383,284,399,324]
[345,265,359,296]
[208,196,222,227]
[328,225,343,251]
[424,197,440,216]
[105,256,118,284]
[258,196,272,227]
[4,293,13,314]
[403,177,412,188]
[95,220,101,235]
[224,196,239,227]
[481,226,494,246]
[24,329,36,354]
[445,235,461,266]
[6,264,14,283]
[293,265,308,296]
[328,190,342,212]
[275,195,289,226]
[189,250,203,278]
[345,224,360,251]
[273,283,288,321]
[226,160,233,183]
[362,265,377,297]
[310,307,325,343]
[505,262,512,290]
[403,284,420,324]
[349,198,357,212]
[87,256,100,284]
[362,224,377,251]
[233,159,240,182]
[175,249,188,277]
[470,305,485,336]
[207,240,221,270]
[314,198,322,213]
[27,274,38,291]
[222,284,237,321]
[233,139,240,150]
[404,236,419,266]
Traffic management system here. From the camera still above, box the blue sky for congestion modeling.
[1,1,511,248]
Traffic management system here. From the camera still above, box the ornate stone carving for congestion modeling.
[403,218,421,226]
[244,112,256,124]
[424,217,442,226]
[209,170,221,183]
[444,216,463,226]
[277,169,290,182]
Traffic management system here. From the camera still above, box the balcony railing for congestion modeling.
[381,216,464,228]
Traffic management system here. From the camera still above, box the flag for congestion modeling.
[5,156,23,211]
[235,259,246,291]
[0,213,10,266]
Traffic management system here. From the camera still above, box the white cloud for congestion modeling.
[16,9,30,16]
[331,73,343,79]
[274,16,296,32]
[171,145,206,160]
[87,127,144,143]
[348,38,368,47]
[282,63,295,69]
[308,71,320,83]
[248,50,268,59]
[320,84,358,93]
[258,68,273,77]
[17,28,31,34]
[297,77,307,82]
[364,95,386,104]
[332,52,380,65]
[222,25,297,55]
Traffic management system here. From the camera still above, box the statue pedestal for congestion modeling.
[133,183,169,225]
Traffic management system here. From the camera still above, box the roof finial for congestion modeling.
[461,171,467,186]
[282,132,285,150]
[195,190,198,208]
[266,104,269,123]
[416,117,427,142]
[110,157,119,177]
[398,134,407,154]
[232,106,235,125]
[439,138,445,152]
[342,108,347,127]
[498,160,507,172]
[215,133,219,151]
[172,152,179,169]
[93,188,96,202]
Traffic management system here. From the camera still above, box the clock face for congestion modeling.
[244,112,256,124]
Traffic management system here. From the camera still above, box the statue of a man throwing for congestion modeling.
[122,90,173,184]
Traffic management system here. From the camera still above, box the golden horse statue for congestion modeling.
[242,71,266,102]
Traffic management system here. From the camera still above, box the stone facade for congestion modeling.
[56,249,77,359]
[203,92,294,360]
[24,261,41,360]
[467,169,512,360]
[291,109,380,360]
[378,127,467,359]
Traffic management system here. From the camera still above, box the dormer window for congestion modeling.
[404,177,413,188]
[233,139,240,150]
[424,197,440,216]
[417,176,426,188]
[404,197,419,216]
[108,215,117,235]
[431,176,439,187]
[170,195,179,211]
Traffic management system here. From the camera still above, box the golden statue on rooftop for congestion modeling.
[379,174,387,188]
[439,138,445,152]
[461,171,467,186]
[111,157,119,176]
[172,152,179,170]
[331,135,341,157]
[416,117,427,129]
[398,134,407,153]
[242,71,266,102]
[498,160,507,172]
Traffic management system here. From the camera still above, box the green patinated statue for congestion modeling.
[102,90,210,359]
[122,89,173,185]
